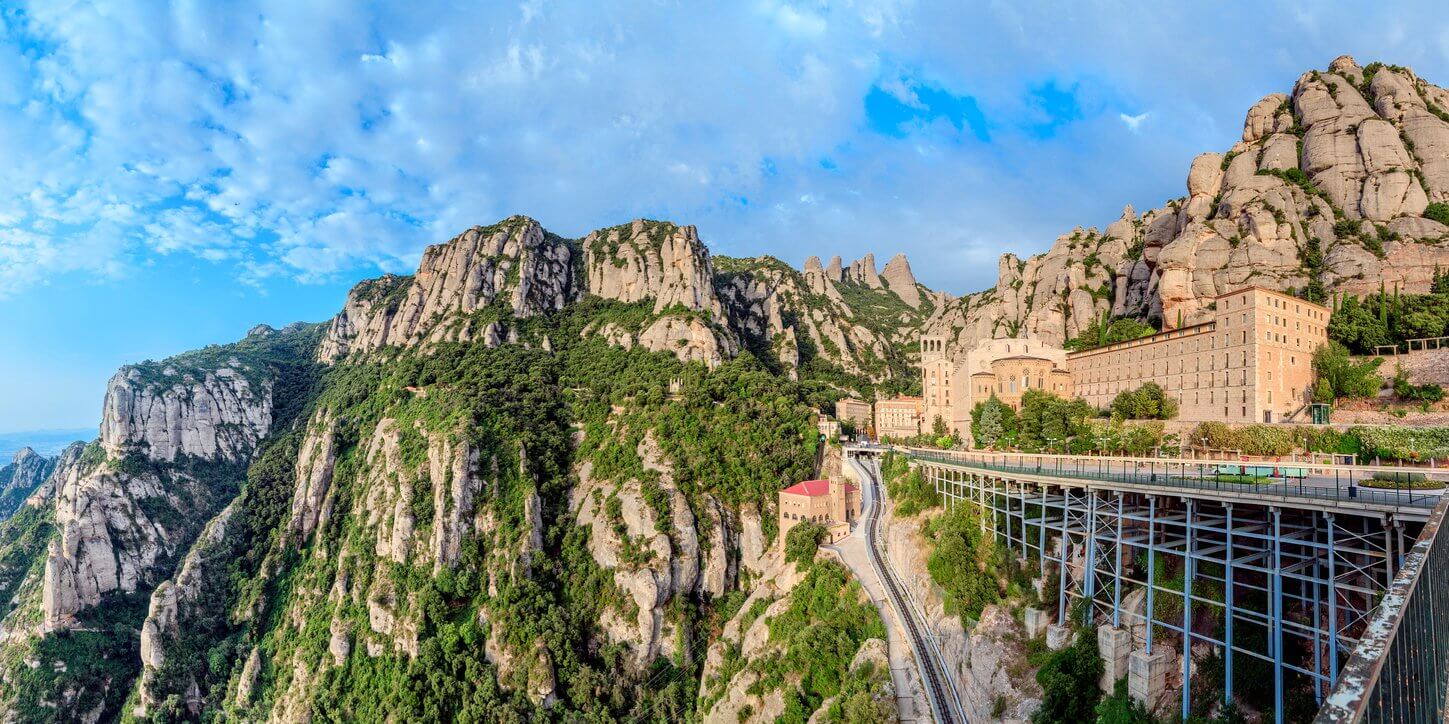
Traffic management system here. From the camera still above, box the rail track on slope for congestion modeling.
[854,455,966,724]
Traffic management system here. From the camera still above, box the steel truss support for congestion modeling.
[920,460,1418,715]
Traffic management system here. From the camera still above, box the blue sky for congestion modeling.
[2,1,1448,433]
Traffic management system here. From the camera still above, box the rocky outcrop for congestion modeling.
[0,448,55,520]
[716,255,918,382]
[319,216,577,361]
[924,55,1449,354]
[880,253,923,308]
[22,442,83,510]
[845,253,884,289]
[135,502,238,717]
[41,347,276,631]
[101,364,272,463]
[570,431,738,667]
[584,220,724,317]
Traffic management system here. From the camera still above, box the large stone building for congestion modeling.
[874,396,924,439]
[834,398,872,433]
[923,286,1330,428]
[923,336,1068,433]
[778,479,861,545]
[1068,286,1329,423]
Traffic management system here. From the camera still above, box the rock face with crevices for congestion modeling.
[42,355,278,633]
[925,55,1449,357]
[319,216,578,362]
[0,448,56,521]
[0,324,318,722]
[135,501,238,718]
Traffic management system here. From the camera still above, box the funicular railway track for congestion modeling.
[854,454,966,724]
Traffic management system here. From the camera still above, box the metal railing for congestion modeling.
[902,448,1447,512]
[1316,496,1449,722]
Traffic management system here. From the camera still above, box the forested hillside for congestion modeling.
[0,217,914,723]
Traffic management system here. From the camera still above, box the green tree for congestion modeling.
[926,506,1000,622]
[1095,678,1154,723]
[1110,382,1179,420]
[1033,627,1105,723]
[784,521,827,568]
[1064,312,1158,352]
[1312,342,1383,401]
[971,395,1016,449]
[1017,390,1094,451]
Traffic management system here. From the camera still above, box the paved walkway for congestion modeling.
[908,449,1445,516]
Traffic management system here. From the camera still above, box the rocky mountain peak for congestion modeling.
[924,55,1449,352]
[0,446,55,521]
[880,253,922,308]
[319,216,577,361]
[583,219,723,317]
[845,253,884,288]
[824,255,844,281]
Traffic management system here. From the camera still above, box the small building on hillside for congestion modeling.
[778,479,861,545]
[817,413,841,440]
[875,396,924,440]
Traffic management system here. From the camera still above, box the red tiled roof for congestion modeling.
[782,480,831,497]
[781,480,858,497]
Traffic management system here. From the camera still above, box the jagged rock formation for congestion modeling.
[21,441,83,510]
[0,448,55,521]
[571,432,735,667]
[880,253,923,308]
[318,214,927,389]
[319,216,577,361]
[41,356,275,632]
[100,364,272,463]
[135,501,237,717]
[926,55,1449,353]
[717,254,929,386]
[0,325,318,721]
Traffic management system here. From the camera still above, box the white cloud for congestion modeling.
[1119,111,1150,132]
[0,0,1446,301]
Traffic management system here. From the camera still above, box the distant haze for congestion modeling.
[0,429,94,460]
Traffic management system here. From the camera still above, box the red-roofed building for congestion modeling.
[778,478,861,546]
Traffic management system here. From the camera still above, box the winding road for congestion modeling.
[849,452,967,724]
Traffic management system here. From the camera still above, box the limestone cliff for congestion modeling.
[42,356,275,632]
[0,449,55,521]
[318,214,926,391]
[716,254,929,388]
[319,216,578,361]
[0,324,320,721]
[926,55,1449,353]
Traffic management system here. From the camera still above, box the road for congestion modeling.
[850,453,966,724]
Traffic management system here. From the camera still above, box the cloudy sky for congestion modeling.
[2,1,1447,433]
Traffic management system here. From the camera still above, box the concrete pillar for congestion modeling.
[1046,623,1073,651]
[1129,649,1172,709]
[1098,625,1131,692]
[1024,607,1046,639]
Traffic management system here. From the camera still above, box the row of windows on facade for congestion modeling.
[1237,291,1326,321]
[783,510,854,523]
[1077,330,1314,371]
[1079,348,1302,383]
[1081,386,1296,405]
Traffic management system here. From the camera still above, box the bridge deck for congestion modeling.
[904,448,1443,522]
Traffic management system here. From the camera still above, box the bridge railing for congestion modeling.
[900,447,1448,511]
[1315,496,1449,722]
